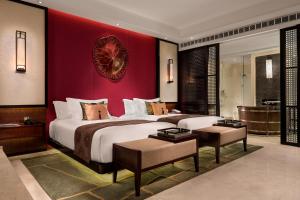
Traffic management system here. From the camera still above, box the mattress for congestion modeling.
[120,114,222,130]
[49,118,175,163]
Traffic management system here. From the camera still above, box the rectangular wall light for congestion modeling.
[266,58,273,79]
[167,58,174,83]
[16,30,26,73]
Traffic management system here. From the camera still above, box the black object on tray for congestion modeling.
[216,119,242,127]
[157,128,191,139]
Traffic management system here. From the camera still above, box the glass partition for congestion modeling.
[220,55,252,119]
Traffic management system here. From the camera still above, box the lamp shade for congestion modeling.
[16,30,26,73]
[266,58,273,79]
[167,59,174,83]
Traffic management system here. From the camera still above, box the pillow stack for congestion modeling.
[66,98,109,120]
[133,98,160,115]
[122,98,168,116]
[53,97,169,120]
[53,98,110,121]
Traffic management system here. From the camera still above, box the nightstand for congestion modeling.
[0,123,46,156]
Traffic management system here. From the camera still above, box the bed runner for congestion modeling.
[74,120,153,163]
[157,114,204,125]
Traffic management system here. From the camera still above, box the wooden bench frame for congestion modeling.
[113,139,199,196]
[194,126,247,164]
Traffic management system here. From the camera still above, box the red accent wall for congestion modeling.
[47,9,156,123]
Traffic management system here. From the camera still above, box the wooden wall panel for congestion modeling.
[0,107,46,124]
[165,102,177,112]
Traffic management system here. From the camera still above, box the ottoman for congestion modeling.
[193,126,247,163]
[113,138,198,196]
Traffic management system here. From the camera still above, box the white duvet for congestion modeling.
[49,118,175,163]
[120,114,222,130]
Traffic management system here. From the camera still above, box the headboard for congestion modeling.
[47,9,157,126]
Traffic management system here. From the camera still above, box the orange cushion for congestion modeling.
[80,102,109,120]
[151,102,168,115]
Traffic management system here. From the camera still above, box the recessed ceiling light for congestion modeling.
[190,37,194,40]
[116,23,120,26]
[37,1,42,4]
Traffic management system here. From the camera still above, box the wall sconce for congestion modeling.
[266,57,273,79]
[16,30,26,73]
[167,59,174,83]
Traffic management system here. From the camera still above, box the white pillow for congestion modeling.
[53,101,71,120]
[122,99,137,115]
[66,98,108,120]
[133,98,160,115]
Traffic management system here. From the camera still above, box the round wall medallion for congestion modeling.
[93,35,128,81]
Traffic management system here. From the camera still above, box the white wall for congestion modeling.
[220,30,279,57]
[159,41,178,102]
[0,0,45,105]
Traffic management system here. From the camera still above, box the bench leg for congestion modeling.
[215,146,220,164]
[135,171,141,196]
[113,166,118,183]
[193,155,199,172]
[243,138,247,152]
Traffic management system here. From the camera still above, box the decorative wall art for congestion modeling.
[93,35,128,81]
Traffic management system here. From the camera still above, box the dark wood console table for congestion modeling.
[0,123,46,156]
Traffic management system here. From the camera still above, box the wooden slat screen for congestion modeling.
[280,25,300,146]
[179,44,219,115]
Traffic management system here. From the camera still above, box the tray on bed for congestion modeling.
[215,119,243,128]
[157,128,191,139]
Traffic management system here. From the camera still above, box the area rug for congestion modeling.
[22,143,262,200]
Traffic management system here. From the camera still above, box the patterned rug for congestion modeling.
[22,143,262,200]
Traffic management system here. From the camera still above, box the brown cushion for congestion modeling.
[194,126,234,133]
[194,126,246,145]
[145,102,154,115]
[80,102,109,120]
[219,127,246,145]
[117,138,196,169]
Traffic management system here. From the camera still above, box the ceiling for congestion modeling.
[25,0,300,42]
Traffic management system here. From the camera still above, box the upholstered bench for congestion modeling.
[193,126,247,163]
[113,138,198,196]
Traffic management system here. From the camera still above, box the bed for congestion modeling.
[120,113,222,130]
[122,98,223,130]
[49,118,175,164]
[49,98,220,174]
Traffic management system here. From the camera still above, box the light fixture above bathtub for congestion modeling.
[167,59,174,83]
[266,57,273,79]
[16,30,26,73]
